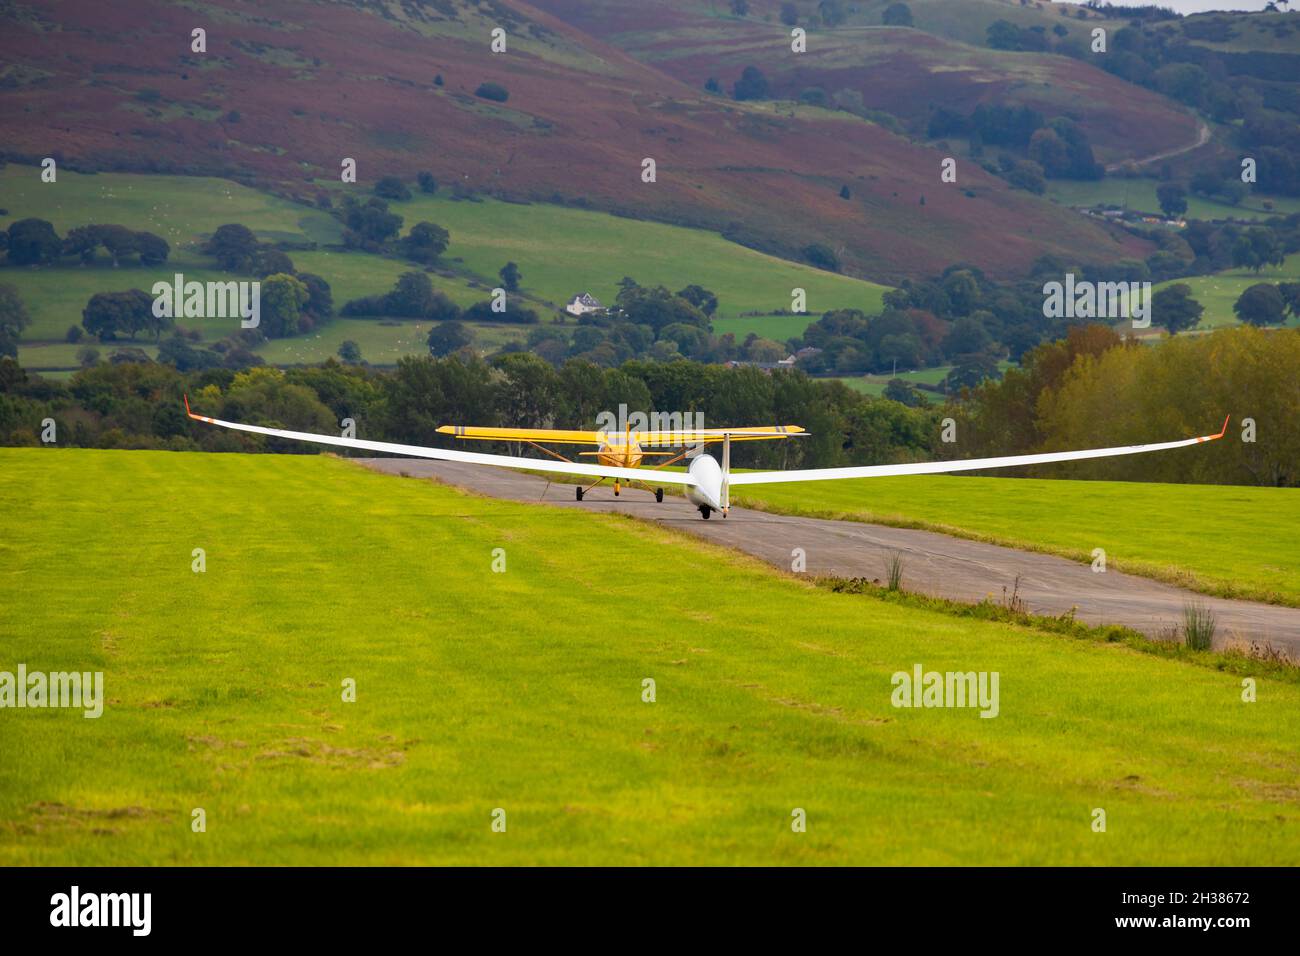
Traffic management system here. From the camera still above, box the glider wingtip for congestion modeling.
[1217,414,1230,439]
[183,393,217,425]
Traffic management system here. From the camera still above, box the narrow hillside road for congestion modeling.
[1105,116,1211,173]
[356,457,1300,658]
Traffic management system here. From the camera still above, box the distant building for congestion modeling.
[724,347,819,373]
[565,292,604,316]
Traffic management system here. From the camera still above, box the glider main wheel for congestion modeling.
[699,505,712,520]
[614,487,620,497]
[655,488,664,503]
[575,486,584,501]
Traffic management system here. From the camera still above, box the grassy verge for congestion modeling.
[732,474,1300,608]
[819,576,1298,681]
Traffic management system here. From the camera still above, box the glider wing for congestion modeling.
[728,417,1230,486]
[183,398,700,486]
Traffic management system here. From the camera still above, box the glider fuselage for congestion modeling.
[686,453,724,511]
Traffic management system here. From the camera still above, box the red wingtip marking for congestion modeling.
[1216,415,1230,440]
[182,394,212,423]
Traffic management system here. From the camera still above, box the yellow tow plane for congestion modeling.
[435,423,807,505]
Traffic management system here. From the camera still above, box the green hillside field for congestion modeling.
[830,361,1015,397]
[831,366,951,397]
[385,192,890,319]
[711,313,820,343]
[1047,179,1300,224]
[1154,255,1300,331]
[0,448,1297,865]
[1,166,889,372]
[0,166,486,369]
[732,473,1300,608]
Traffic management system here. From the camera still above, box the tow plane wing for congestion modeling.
[435,424,807,446]
[182,396,700,486]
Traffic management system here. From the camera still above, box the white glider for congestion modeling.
[184,397,1228,520]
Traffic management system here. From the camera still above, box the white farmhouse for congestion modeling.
[565,292,604,316]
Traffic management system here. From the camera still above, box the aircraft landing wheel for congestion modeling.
[614,487,620,497]
[699,505,712,520]
[655,488,664,503]
[575,486,584,501]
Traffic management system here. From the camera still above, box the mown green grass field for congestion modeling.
[1,448,1297,865]
[733,474,1300,608]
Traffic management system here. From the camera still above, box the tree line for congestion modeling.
[955,323,1298,487]
[3,218,169,268]
[0,352,942,473]
[3,323,1295,487]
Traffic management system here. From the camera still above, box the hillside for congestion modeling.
[2,448,1298,865]
[532,0,1202,165]
[0,0,1152,280]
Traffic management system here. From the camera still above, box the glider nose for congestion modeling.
[687,453,723,510]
